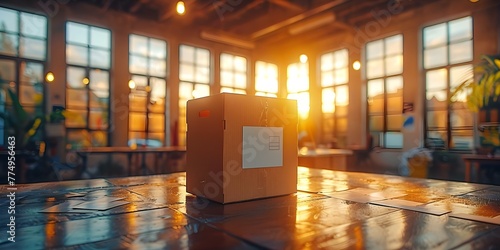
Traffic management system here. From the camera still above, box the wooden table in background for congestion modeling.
[73,146,186,177]
[298,148,353,171]
[2,167,499,249]
[462,154,500,182]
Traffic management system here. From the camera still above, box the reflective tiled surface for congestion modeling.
[1,167,499,249]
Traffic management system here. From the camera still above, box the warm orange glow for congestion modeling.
[299,54,308,63]
[176,1,185,15]
[45,72,55,82]
[353,61,361,71]
[128,80,136,89]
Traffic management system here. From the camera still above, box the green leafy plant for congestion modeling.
[450,54,500,112]
[0,87,45,149]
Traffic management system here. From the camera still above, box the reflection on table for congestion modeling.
[2,167,499,249]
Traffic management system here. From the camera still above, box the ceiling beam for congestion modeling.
[101,0,114,11]
[269,0,304,12]
[251,0,350,39]
[130,0,152,13]
[210,0,264,25]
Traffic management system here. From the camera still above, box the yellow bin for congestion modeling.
[408,155,429,178]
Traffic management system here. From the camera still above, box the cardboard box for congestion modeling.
[186,93,298,203]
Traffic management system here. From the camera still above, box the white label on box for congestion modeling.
[242,126,283,169]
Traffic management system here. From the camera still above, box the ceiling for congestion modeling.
[75,0,438,47]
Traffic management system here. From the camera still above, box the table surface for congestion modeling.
[1,167,500,249]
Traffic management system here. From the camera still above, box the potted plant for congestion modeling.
[450,54,500,113]
[450,54,500,152]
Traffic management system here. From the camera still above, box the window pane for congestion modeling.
[20,62,43,84]
[424,23,446,48]
[20,84,42,105]
[130,55,148,75]
[131,75,148,88]
[67,66,86,89]
[196,49,210,66]
[66,44,88,66]
[321,72,334,87]
[386,76,403,94]
[335,106,347,118]
[0,8,18,32]
[149,58,166,77]
[90,89,109,109]
[89,69,109,91]
[449,40,473,64]
[450,64,473,88]
[451,130,473,150]
[449,16,472,42]
[67,89,88,108]
[321,53,333,71]
[369,116,384,131]
[179,63,194,82]
[387,96,402,113]
[90,48,111,69]
[67,130,91,149]
[129,112,146,131]
[385,132,402,148]
[91,131,107,147]
[148,113,165,132]
[451,109,474,128]
[424,46,447,69]
[0,34,18,56]
[385,34,403,55]
[427,131,446,149]
[369,98,384,115]
[235,73,246,89]
[193,84,210,98]
[21,12,47,38]
[0,59,16,81]
[130,35,148,56]
[387,115,402,130]
[322,88,335,113]
[426,69,447,91]
[67,22,88,45]
[367,59,384,79]
[426,90,447,110]
[221,70,232,86]
[180,45,194,63]
[19,37,45,60]
[427,110,447,128]
[234,56,246,72]
[334,68,348,85]
[149,39,166,59]
[89,110,108,129]
[366,40,383,60]
[195,66,210,83]
[130,92,147,112]
[90,27,110,49]
[335,85,349,106]
[337,118,348,133]
[367,79,384,98]
[334,49,348,68]
[65,109,88,127]
[385,55,403,75]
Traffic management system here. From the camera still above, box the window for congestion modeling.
[128,34,167,146]
[287,62,309,120]
[366,34,403,148]
[220,53,247,94]
[320,49,349,147]
[255,61,278,97]
[0,7,47,145]
[178,44,210,146]
[424,16,474,150]
[65,22,111,149]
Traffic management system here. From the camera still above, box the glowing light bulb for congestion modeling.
[45,72,55,82]
[300,54,308,63]
[353,61,361,71]
[128,80,136,89]
[176,1,185,15]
